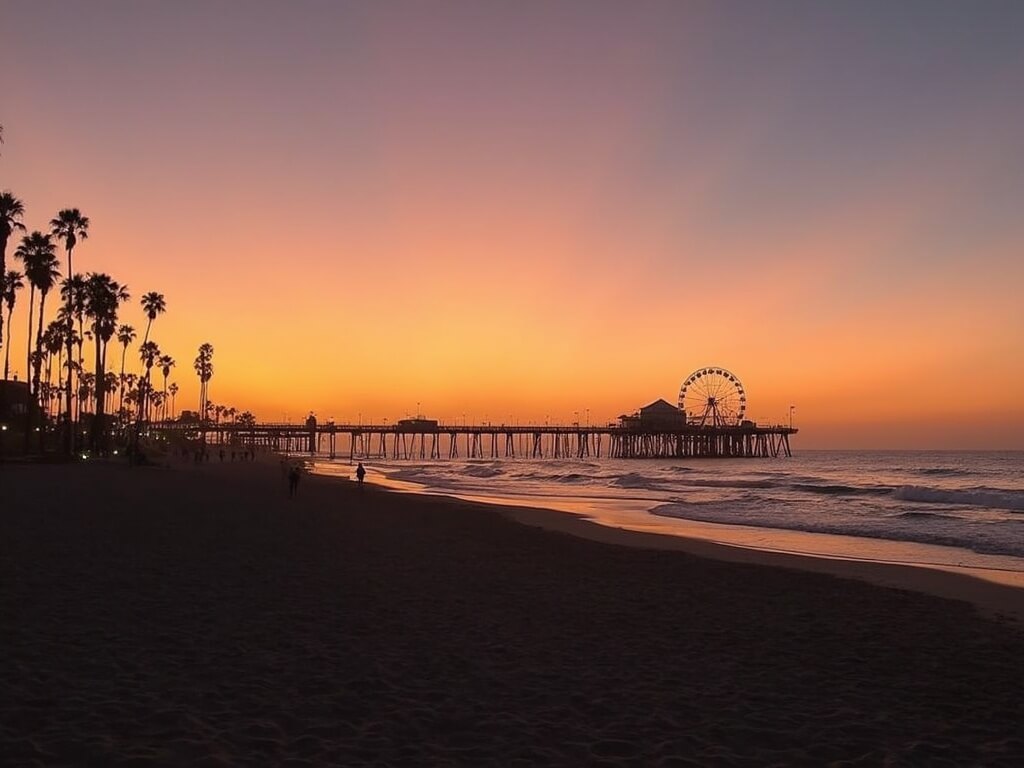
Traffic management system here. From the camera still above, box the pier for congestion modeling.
[157,420,797,460]
[154,368,797,460]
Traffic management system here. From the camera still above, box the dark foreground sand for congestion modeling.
[2,461,1022,766]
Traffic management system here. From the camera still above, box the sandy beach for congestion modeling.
[3,460,1022,766]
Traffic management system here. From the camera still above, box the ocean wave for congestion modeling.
[549,472,591,484]
[895,510,964,521]
[789,483,889,496]
[684,478,778,489]
[648,502,1024,558]
[893,485,1024,511]
[460,465,506,478]
[612,473,673,491]
[913,467,971,477]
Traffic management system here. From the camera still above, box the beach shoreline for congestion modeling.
[4,459,1023,765]
[314,461,1024,622]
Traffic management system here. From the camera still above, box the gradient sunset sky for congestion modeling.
[3,1,1022,448]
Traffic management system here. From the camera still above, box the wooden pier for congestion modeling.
[156,420,797,460]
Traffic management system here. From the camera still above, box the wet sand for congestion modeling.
[2,460,1022,765]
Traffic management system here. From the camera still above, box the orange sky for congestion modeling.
[2,2,1022,448]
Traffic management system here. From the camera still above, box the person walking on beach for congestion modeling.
[355,462,366,490]
[288,464,301,498]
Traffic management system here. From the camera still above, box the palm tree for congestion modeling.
[121,373,137,420]
[103,372,118,413]
[43,321,65,419]
[150,390,166,422]
[158,354,174,420]
[16,234,62,405]
[84,272,129,450]
[115,324,136,421]
[139,291,166,345]
[138,341,160,423]
[0,191,26,364]
[193,342,214,419]
[62,274,88,382]
[168,382,179,420]
[2,269,24,379]
[50,208,90,454]
[78,371,96,416]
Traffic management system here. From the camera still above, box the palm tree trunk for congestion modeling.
[0,231,7,363]
[63,245,74,455]
[118,345,128,423]
[3,304,12,380]
[32,291,48,402]
[25,286,35,393]
[90,334,105,452]
[21,287,36,452]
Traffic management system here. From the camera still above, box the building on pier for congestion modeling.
[619,398,687,431]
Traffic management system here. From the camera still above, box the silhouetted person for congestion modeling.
[355,462,366,489]
[288,465,301,498]
[219,448,225,462]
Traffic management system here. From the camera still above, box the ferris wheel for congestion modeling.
[678,367,747,427]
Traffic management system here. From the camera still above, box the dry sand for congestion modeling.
[2,460,1022,766]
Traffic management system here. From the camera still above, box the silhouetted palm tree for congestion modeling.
[121,373,138,420]
[16,233,62,404]
[139,291,166,346]
[158,354,174,420]
[84,272,129,449]
[0,191,26,365]
[193,342,214,419]
[62,274,88,376]
[116,324,136,421]
[168,382,179,420]
[150,390,166,422]
[138,340,160,423]
[3,269,24,380]
[103,372,118,413]
[42,321,64,419]
[50,208,89,454]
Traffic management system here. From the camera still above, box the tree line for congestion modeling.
[1,134,253,455]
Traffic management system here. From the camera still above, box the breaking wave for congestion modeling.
[892,486,1024,512]
[789,483,888,496]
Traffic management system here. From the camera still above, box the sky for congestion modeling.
[2,0,1022,448]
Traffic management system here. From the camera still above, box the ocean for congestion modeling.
[312,450,1024,580]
